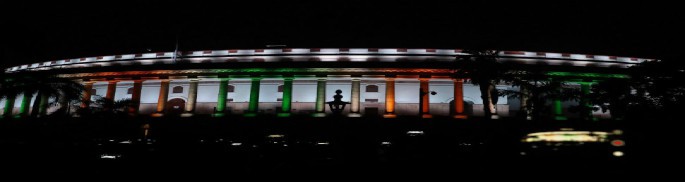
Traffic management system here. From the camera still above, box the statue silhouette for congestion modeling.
[327,89,350,114]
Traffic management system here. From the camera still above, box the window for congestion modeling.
[365,99,379,103]
[172,86,184,93]
[277,98,283,101]
[127,87,134,94]
[366,85,379,92]
[227,85,235,93]
[91,89,97,96]
[278,85,284,92]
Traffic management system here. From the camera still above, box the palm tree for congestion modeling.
[499,70,581,120]
[589,59,685,120]
[455,50,508,119]
[76,96,133,117]
[1,74,21,118]
[0,74,83,118]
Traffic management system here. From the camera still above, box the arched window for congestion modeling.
[172,86,184,93]
[366,85,379,92]
[227,85,235,93]
[278,85,284,92]
[127,87,133,95]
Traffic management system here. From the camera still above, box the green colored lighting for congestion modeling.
[17,92,31,117]
[247,78,261,114]
[3,96,15,118]
[553,94,567,121]
[281,78,293,114]
[547,72,629,79]
[215,79,229,116]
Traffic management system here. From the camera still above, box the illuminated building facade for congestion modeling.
[1,48,652,119]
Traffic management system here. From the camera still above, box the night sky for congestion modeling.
[2,1,683,68]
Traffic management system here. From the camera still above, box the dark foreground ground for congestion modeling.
[0,116,670,179]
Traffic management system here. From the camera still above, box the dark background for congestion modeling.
[2,1,683,68]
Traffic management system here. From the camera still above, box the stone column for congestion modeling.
[419,78,431,118]
[105,81,118,101]
[245,77,261,117]
[553,85,567,120]
[129,80,143,115]
[349,77,361,117]
[152,79,170,117]
[580,82,594,121]
[37,93,49,117]
[104,81,117,111]
[314,77,327,117]
[81,81,95,108]
[214,78,229,117]
[3,95,15,118]
[384,77,396,118]
[18,91,32,117]
[453,78,467,119]
[182,79,199,117]
[278,77,294,117]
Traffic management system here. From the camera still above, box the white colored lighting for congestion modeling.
[407,131,424,136]
[613,151,624,157]
[231,143,242,146]
[100,154,121,159]
[523,131,610,142]
[267,134,285,138]
[316,142,330,145]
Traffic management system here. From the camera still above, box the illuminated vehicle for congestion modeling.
[519,129,625,159]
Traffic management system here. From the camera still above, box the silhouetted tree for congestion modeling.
[456,50,508,119]
[499,70,581,120]
[0,74,83,118]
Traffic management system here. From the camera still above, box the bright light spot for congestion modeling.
[267,134,285,138]
[231,143,242,146]
[520,152,526,156]
[381,141,391,145]
[407,131,424,136]
[523,131,610,142]
[613,129,623,135]
[119,140,132,144]
[613,151,624,157]
[316,142,330,145]
[100,154,121,159]
[108,139,115,142]
[611,140,625,147]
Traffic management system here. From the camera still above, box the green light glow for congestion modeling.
[547,72,628,79]
[215,79,229,116]
[247,78,261,113]
[281,78,293,114]
[3,96,15,118]
[18,92,31,117]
